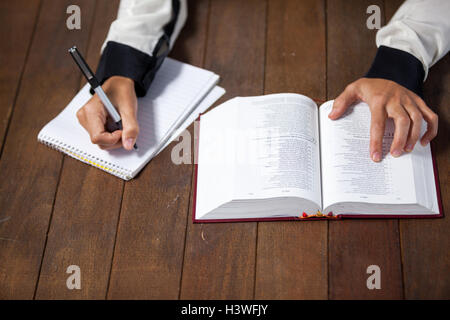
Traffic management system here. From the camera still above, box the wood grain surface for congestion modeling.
[0,0,448,299]
[327,0,403,300]
[255,0,328,300]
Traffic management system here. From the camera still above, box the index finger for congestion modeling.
[329,83,359,120]
[84,109,122,146]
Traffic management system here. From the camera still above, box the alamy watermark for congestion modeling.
[169,121,287,166]
[66,5,81,30]
[366,5,381,30]
[64,5,381,34]
[66,265,81,290]
[366,265,381,290]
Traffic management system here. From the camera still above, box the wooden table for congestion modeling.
[0,0,448,299]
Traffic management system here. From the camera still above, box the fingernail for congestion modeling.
[391,149,402,157]
[421,139,429,146]
[124,138,134,150]
[405,144,414,152]
[328,110,335,118]
[372,152,381,162]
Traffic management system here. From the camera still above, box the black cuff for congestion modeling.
[94,41,162,97]
[365,45,425,97]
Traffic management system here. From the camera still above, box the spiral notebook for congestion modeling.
[38,58,224,180]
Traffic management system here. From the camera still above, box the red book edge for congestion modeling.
[191,115,444,223]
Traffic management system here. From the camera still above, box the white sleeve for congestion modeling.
[95,0,188,96]
[376,0,450,79]
[102,0,188,56]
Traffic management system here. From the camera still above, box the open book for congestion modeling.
[38,58,225,180]
[193,94,442,222]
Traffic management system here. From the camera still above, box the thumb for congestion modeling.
[329,83,359,120]
[120,109,139,151]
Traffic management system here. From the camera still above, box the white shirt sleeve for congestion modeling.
[102,0,188,56]
[94,0,188,96]
[376,0,450,79]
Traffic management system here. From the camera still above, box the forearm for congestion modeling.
[365,0,450,96]
[95,0,188,97]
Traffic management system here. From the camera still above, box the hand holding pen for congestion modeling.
[69,46,139,151]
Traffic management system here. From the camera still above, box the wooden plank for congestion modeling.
[255,0,328,299]
[327,0,404,299]
[0,0,96,299]
[399,56,450,299]
[386,0,450,299]
[384,0,404,22]
[0,0,40,153]
[34,0,122,300]
[179,0,265,299]
[106,0,211,299]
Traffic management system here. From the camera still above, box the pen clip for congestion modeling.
[68,46,95,81]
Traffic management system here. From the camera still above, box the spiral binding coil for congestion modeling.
[38,134,133,180]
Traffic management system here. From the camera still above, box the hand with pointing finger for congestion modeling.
[76,76,139,151]
[329,78,438,162]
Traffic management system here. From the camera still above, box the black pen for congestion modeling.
[68,46,138,150]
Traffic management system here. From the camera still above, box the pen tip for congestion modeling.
[133,143,139,151]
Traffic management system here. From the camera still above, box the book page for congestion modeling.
[195,94,322,219]
[319,101,418,210]
[195,99,239,217]
[158,86,225,153]
[231,94,322,208]
[410,139,440,214]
